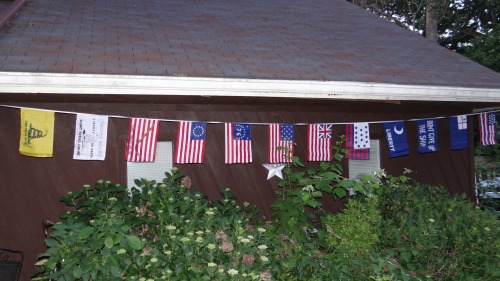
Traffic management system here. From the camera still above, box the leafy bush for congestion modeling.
[322,195,381,257]
[32,169,342,281]
[33,171,278,280]
[32,141,500,281]
[377,178,500,280]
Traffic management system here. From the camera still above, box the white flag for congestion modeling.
[73,113,109,160]
[353,122,370,149]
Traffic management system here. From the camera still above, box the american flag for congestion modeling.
[175,121,206,164]
[269,124,294,163]
[479,112,497,145]
[307,123,333,162]
[225,123,252,164]
[125,118,159,162]
[346,123,370,160]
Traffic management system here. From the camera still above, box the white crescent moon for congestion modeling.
[394,126,404,135]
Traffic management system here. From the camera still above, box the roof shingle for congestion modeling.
[1,0,500,89]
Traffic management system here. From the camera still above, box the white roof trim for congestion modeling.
[0,71,499,102]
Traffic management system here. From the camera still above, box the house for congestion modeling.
[0,0,499,279]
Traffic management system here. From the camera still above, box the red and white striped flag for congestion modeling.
[479,112,497,145]
[175,121,206,164]
[225,123,252,164]
[269,124,294,163]
[308,123,333,161]
[125,118,159,162]
[346,123,370,160]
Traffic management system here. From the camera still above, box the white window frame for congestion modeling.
[348,139,381,179]
[127,141,173,190]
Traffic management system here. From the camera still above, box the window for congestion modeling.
[348,139,380,179]
[127,141,173,189]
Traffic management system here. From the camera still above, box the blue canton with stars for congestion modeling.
[233,123,251,140]
[280,124,294,141]
[190,122,206,140]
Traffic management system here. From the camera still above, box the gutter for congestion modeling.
[0,71,500,103]
[0,0,26,29]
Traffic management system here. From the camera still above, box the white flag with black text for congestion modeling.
[73,113,109,160]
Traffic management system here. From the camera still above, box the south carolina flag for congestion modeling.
[269,124,294,163]
[346,123,370,160]
[308,123,333,161]
[225,123,252,164]
[19,108,55,157]
[175,121,206,164]
[125,118,159,162]
[449,115,469,150]
[479,112,497,145]
[383,121,409,158]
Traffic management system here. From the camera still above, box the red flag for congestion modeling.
[479,112,497,145]
[225,123,252,164]
[125,118,159,162]
[346,123,370,160]
[269,124,294,163]
[307,123,333,161]
[175,121,206,164]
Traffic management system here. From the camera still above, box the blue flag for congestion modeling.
[417,119,438,153]
[383,121,409,158]
[449,115,468,150]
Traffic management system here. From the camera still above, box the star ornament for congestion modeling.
[263,163,286,180]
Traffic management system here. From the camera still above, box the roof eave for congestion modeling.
[0,72,499,103]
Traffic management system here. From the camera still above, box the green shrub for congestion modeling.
[378,180,500,280]
[322,195,381,257]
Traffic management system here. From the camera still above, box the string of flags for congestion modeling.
[9,105,498,163]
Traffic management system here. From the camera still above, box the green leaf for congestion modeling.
[59,196,75,206]
[333,187,347,199]
[319,162,330,170]
[73,266,83,279]
[78,226,95,240]
[302,193,310,202]
[401,251,412,262]
[110,266,122,278]
[104,237,114,249]
[45,238,59,247]
[125,235,142,250]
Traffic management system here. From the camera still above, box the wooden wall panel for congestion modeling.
[0,97,484,280]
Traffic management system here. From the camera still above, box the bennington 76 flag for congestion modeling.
[225,123,252,164]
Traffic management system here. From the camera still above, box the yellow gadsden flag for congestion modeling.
[19,108,55,157]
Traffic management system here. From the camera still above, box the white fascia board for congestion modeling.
[0,71,499,102]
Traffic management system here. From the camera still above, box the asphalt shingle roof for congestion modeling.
[1,0,500,89]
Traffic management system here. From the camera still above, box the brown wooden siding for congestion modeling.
[0,95,489,280]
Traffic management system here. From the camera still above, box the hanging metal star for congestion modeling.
[262,163,286,180]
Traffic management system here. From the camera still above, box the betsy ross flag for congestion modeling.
[125,118,159,162]
[346,123,370,160]
[175,121,206,164]
[269,124,294,163]
[479,112,497,145]
[449,115,468,150]
[225,123,252,164]
[308,123,333,161]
